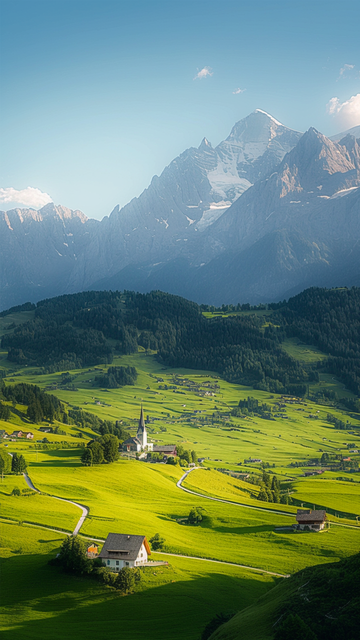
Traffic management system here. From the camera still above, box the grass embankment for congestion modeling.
[0,522,274,640]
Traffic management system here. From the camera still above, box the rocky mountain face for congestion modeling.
[0,204,95,309]
[1,112,359,310]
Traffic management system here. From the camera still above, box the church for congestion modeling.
[122,407,153,453]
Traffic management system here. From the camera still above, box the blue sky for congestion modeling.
[1,0,359,219]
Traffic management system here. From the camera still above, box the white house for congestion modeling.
[99,533,151,570]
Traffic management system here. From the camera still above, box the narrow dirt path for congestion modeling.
[23,472,89,536]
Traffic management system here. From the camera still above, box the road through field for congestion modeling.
[177,468,294,516]
[23,472,88,535]
[20,470,291,577]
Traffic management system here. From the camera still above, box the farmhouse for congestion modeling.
[0,430,8,439]
[22,432,34,439]
[10,430,23,438]
[99,533,151,570]
[152,444,177,457]
[296,509,327,531]
[122,407,153,453]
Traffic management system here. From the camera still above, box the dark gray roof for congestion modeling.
[99,533,147,561]
[123,437,141,445]
[153,445,177,453]
[296,509,326,523]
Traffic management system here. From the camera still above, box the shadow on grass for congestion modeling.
[0,553,274,640]
[28,461,81,467]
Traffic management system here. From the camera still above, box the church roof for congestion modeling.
[138,406,146,432]
[123,436,141,445]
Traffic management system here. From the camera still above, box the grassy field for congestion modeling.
[14,451,358,575]
[1,338,360,639]
[289,476,360,516]
[0,521,275,640]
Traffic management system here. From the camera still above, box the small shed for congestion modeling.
[296,509,327,531]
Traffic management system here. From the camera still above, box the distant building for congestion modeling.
[122,407,153,453]
[152,444,177,457]
[39,427,52,433]
[87,543,99,558]
[99,533,151,570]
[10,431,23,438]
[22,432,34,439]
[296,509,327,531]
[0,430,8,439]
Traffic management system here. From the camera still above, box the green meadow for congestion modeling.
[0,522,274,640]
[1,332,360,639]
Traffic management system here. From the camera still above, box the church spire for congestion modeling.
[139,405,145,430]
[137,405,147,448]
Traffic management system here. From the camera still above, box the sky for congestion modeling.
[0,0,359,220]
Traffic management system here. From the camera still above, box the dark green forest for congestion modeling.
[2,287,360,396]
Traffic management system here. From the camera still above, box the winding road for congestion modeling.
[23,472,89,536]
[177,468,293,517]
[15,467,357,579]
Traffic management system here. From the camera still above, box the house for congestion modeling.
[99,533,151,571]
[87,543,99,558]
[122,407,153,453]
[39,427,52,433]
[10,430,23,438]
[296,509,327,531]
[0,430,8,439]
[22,432,34,439]
[152,444,177,457]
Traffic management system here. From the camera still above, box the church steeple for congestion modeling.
[137,405,147,448]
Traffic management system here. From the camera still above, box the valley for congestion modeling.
[0,290,359,639]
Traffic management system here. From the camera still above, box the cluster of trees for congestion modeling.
[232,396,273,418]
[257,472,290,504]
[3,287,360,396]
[176,444,197,466]
[276,287,360,396]
[187,506,204,525]
[149,533,165,550]
[52,535,141,593]
[1,381,66,424]
[94,365,137,389]
[0,448,11,473]
[0,449,26,474]
[326,413,347,430]
[0,401,10,420]
[11,452,27,473]
[81,434,119,465]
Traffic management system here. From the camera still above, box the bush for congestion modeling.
[11,487,21,496]
[149,533,165,550]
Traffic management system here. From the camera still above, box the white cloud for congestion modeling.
[233,88,246,94]
[338,63,355,79]
[194,66,213,80]
[0,187,53,209]
[326,93,360,129]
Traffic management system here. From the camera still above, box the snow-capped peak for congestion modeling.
[253,109,283,126]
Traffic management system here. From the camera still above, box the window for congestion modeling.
[107,560,110,566]
[116,560,119,566]
[125,562,129,566]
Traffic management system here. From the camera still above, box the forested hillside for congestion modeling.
[1,287,360,395]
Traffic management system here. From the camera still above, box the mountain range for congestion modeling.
[1,111,359,311]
